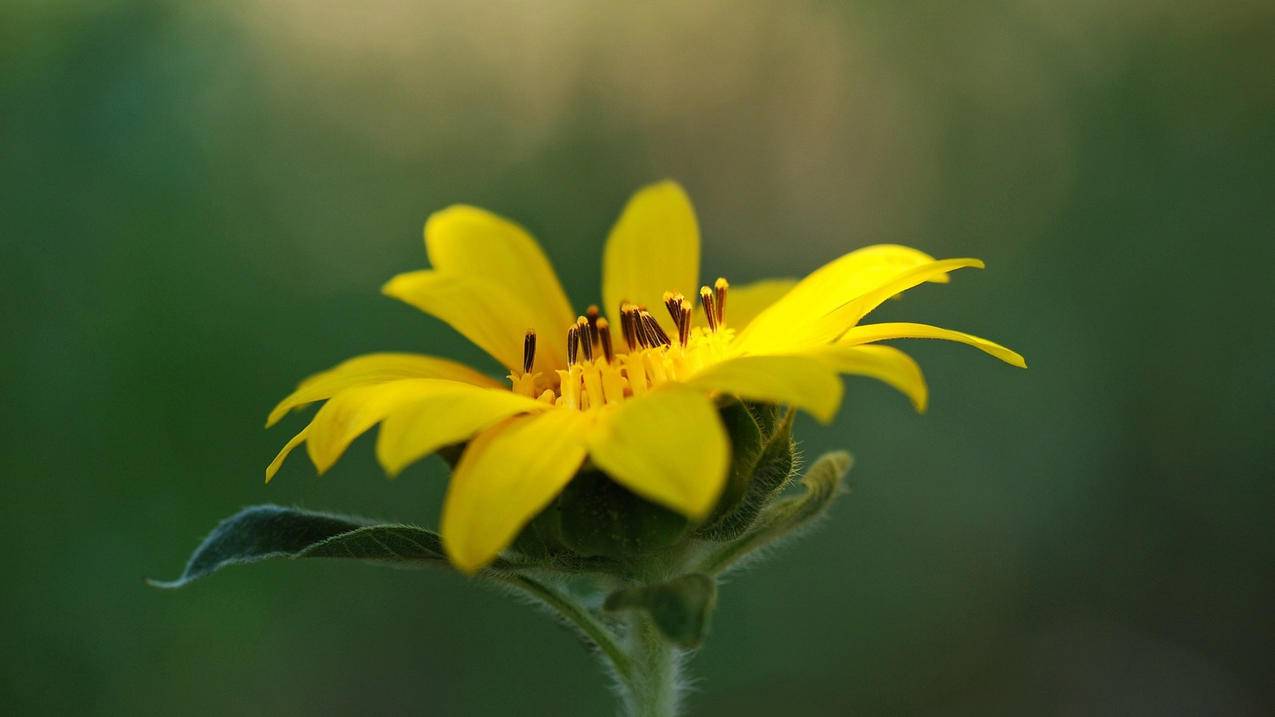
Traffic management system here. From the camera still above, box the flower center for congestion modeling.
[509,278,733,410]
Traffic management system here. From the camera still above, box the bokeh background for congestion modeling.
[3,1,1272,714]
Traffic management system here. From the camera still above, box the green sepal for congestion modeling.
[551,469,692,563]
[604,574,717,648]
[696,451,853,576]
[697,402,764,531]
[149,504,484,589]
[697,403,797,541]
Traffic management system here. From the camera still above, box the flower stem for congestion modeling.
[619,614,682,717]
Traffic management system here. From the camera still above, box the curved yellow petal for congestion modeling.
[441,410,590,574]
[376,385,549,477]
[713,278,798,331]
[840,322,1027,368]
[804,344,929,413]
[305,378,522,475]
[424,204,576,360]
[602,180,699,334]
[736,244,943,351]
[265,426,308,483]
[267,353,499,428]
[587,386,728,520]
[685,355,844,424]
[383,270,565,372]
[739,257,985,354]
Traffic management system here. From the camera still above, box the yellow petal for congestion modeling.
[739,257,984,354]
[376,385,549,477]
[685,355,844,423]
[383,271,564,372]
[736,244,943,351]
[713,278,797,331]
[424,204,576,365]
[804,344,929,413]
[840,322,1027,368]
[602,180,699,333]
[267,353,499,428]
[587,386,728,520]
[305,379,530,475]
[441,410,590,573]
[265,426,308,483]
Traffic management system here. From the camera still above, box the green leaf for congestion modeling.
[150,504,460,588]
[696,451,852,576]
[604,574,717,648]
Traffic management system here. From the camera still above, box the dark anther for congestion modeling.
[567,325,580,366]
[641,310,672,347]
[700,286,718,332]
[586,305,601,349]
[619,302,639,351]
[713,277,728,326]
[522,330,537,374]
[576,317,594,362]
[678,299,692,346]
[596,318,615,363]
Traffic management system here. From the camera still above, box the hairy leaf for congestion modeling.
[151,504,461,588]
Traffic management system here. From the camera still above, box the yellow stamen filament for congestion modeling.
[582,364,604,410]
[601,363,626,404]
[622,353,648,396]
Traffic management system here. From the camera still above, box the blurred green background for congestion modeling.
[3,1,1272,714]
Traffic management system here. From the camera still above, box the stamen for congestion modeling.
[714,277,729,326]
[640,310,671,346]
[700,286,718,332]
[522,330,536,374]
[620,303,639,351]
[627,304,649,348]
[596,318,615,363]
[576,317,594,362]
[678,298,693,346]
[586,305,601,349]
[567,324,580,366]
[664,292,685,336]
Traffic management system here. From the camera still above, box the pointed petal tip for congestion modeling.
[442,536,492,576]
[449,555,485,577]
[809,403,839,425]
[380,273,408,297]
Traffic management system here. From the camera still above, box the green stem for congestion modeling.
[498,574,633,683]
[620,614,682,717]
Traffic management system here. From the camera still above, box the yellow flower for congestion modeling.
[266,180,1026,573]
